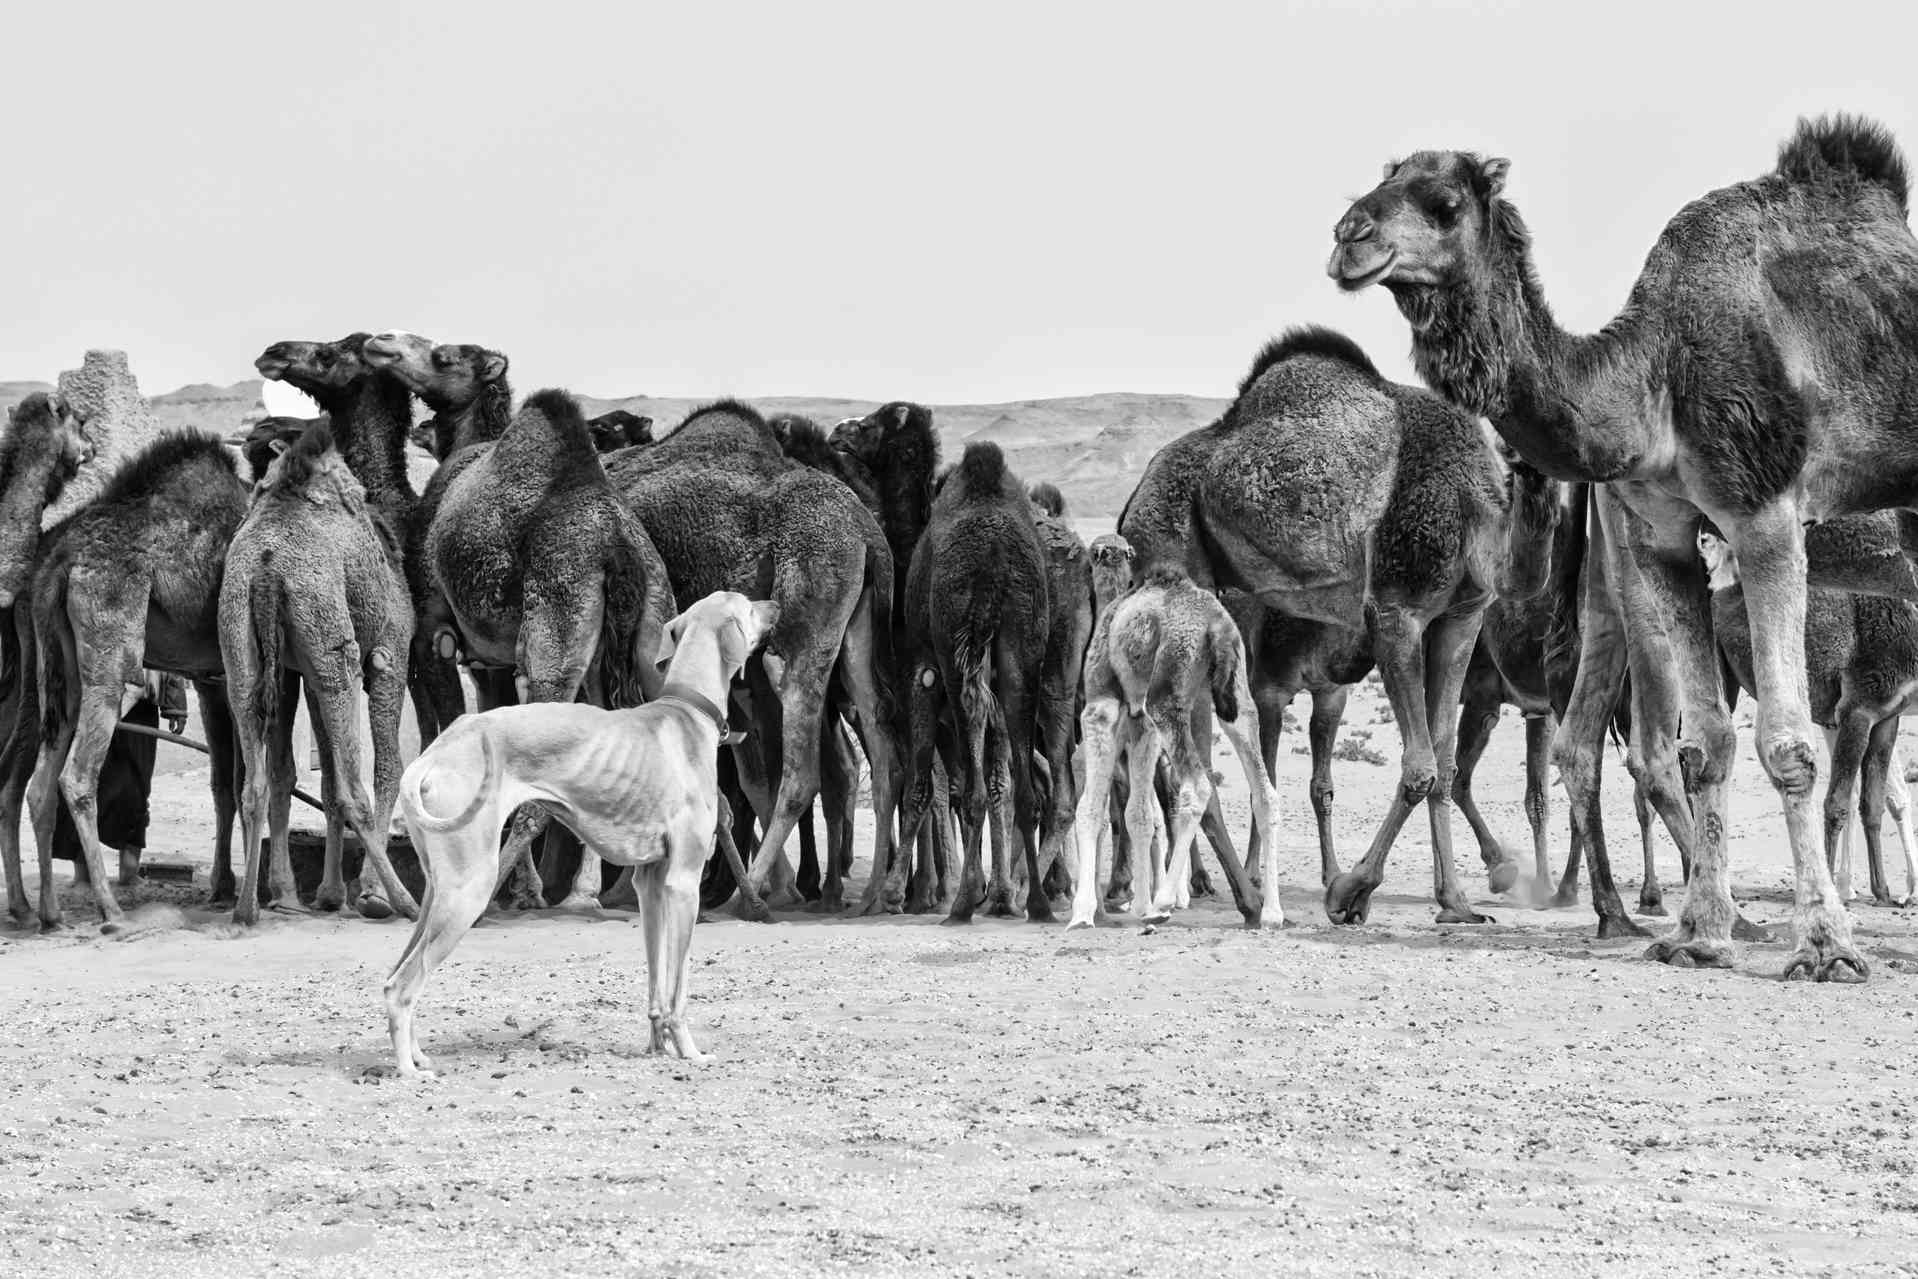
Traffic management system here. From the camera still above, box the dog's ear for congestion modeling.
[655,611,683,667]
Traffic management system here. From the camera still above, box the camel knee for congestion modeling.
[1310,774,1335,817]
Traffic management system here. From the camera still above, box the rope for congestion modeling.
[112,720,326,814]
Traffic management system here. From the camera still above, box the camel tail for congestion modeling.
[863,543,900,729]
[1203,614,1242,724]
[1543,481,1591,720]
[598,535,650,711]
[1776,114,1910,215]
[404,729,496,834]
[247,570,286,736]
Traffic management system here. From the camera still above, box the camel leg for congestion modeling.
[1214,659,1281,928]
[187,685,239,912]
[262,673,305,914]
[1616,614,1695,920]
[1067,696,1125,928]
[1550,494,1645,936]
[744,649,836,913]
[1858,715,1900,906]
[1143,711,1208,926]
[1631,778,1664,916]
[1884,740,1918,905]
[983,719,1016,917]
[1522,715,1555,902]
[805,717,859,912]
[312,643,415,920]
[1104,771,1132,909]
[1420,609,1491,924]
[883,673,949,913]
[1450,677,1515,893]
[1654,505,1849,975]
[943,663,994,925]
[1823,725,1861,903]
[39,681,126,931]
[302,682,346,912]
[1121,722,1166,918]
[1306,686,1346,888]
[993,642,1049,923]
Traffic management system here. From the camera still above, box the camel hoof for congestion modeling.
[1731,914,1774,944]
[356,893,395,921]
[1486,859,1521,895]
[1323,871,1376,926]
[1595,914,1651,940]
[985,895,1018,919]
[555,893,602,915]
[1435,907,1494,925]
[1637,897,1667,917]
[209,886,237,909]
[268,897,311,917]
[314,889,347,913]
[733,895,774,923]
[1026,900,1057,924]
[99,919,123,936]
[1782,942,1869,984]
[1188,869,1217,899]
[1548,888,1582,910]
[1644,935,1734,969]
[1140,906,1172,927]
[941,913,975,926]
[1065,914,1095,931]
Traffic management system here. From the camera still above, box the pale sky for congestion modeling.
[4,1,1913,403]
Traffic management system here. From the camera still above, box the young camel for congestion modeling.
[1701,521,1918,906]
[1330,115,1918,980]
[1118,328,1511,925]
[1068,567,1279,929]
[6,433,253,931]
[219,422,415,924]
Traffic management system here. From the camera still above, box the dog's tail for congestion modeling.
[403,729,497,833]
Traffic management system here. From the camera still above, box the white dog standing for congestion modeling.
[382,590,778,1077]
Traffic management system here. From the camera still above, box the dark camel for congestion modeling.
[1119,328,1511,925]
[892,441,1051,922]
[607,401,899,918]
[1332,114,1918,980]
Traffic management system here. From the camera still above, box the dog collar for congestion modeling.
[658,683,745,746]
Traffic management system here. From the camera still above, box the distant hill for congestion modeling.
[0,378,1226,519]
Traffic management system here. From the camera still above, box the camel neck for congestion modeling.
[430,379,514,459]
[1401,208,1658,485]
[319,376,417,508]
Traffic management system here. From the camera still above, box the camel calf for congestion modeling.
[1067,566,1280,930]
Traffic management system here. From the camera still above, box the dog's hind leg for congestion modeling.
[383,821,496,1079]
[648,846,712,1063]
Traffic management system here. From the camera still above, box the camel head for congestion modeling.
[829,402,932,471]
[255,334,379,399]
[1495,456,1560,601]
[227,414,321,484]
[1328,151,1511,295]
[364,334,508,412]
[588,410,653,452]
[1088,533,1136,613]
[0,392,92,607]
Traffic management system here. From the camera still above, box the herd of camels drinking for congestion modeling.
[3,113,1918,988]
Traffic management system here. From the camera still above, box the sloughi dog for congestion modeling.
[382,590,778,1077]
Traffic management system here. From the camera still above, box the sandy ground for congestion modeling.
[6,678,1918,1277]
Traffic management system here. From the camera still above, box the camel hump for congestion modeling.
[1235,327,1379,400]
[1776,114,1909,215]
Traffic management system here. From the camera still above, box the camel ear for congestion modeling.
[890,404,911,430]
[1381,158,1399,180]
[268,437,290,456]
[1480,157,1510,197]
[482,351,509,382]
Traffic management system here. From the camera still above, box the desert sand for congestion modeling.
[4,671,1917,1278]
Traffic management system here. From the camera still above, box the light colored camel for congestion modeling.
[1066,566,1278,929]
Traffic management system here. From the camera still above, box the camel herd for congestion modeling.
[5,113,1918,992]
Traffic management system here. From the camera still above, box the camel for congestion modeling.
[366,335,513,463]
[218,422,415,923]
[607,401,899,918]
[1067,566,1278,929]
[1701,519,1918,906]
[1119,328,1511,925]
[0,393,92,610]
[892,441,1051,922]
[229,415,321,483]
[254,335,466,750]
[589,410,654,453]
[1330,114,1918,980]
[2,432,248,930]
[421,386,675,908]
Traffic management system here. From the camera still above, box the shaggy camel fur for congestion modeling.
[386,591,779,1077]
[1331,115,1918,980]
[425,387,674,908]
[608,401,898,917]
[1119,328,1506,925]
[219,423,415,923]
[1702,521,1918,906]
[1068,567,1278,929]
[1028,482,1067,519]
[893,442,1050,922]
[2,434,248,930]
